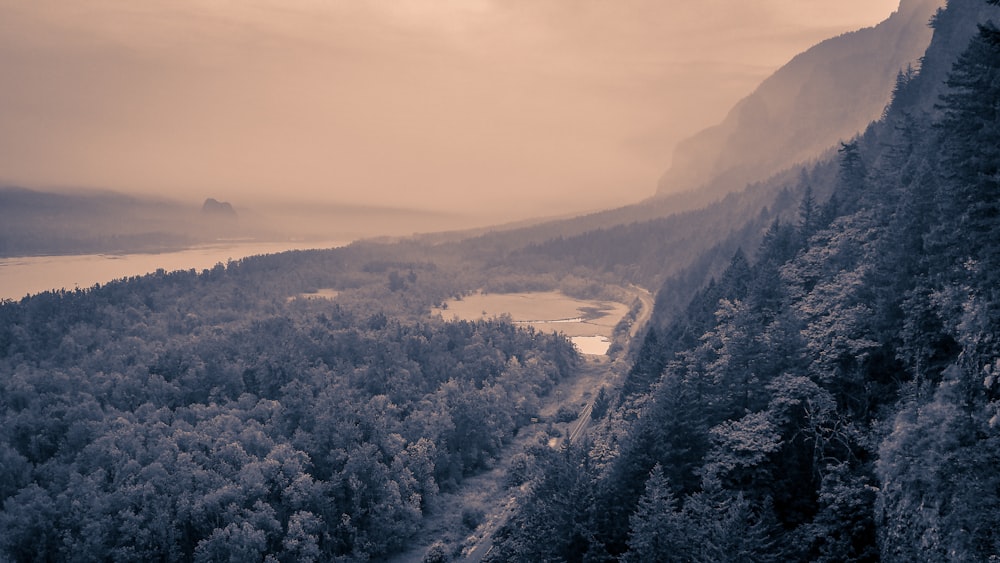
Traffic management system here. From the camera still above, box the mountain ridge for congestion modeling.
[656,0,942,200]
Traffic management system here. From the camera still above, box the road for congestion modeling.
[627,284,655,340]
[393,284,655,563]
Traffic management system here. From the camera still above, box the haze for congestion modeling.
[0,0,900,224]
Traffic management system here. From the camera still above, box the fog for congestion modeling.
[0,0,900,224]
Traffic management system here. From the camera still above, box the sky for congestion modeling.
[0,0,902,223]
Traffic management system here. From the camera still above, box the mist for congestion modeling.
[0,0,900,225]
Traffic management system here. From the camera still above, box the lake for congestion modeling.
[0,240,348,301]
[432,291,631,356]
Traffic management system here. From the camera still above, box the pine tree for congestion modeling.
[933,15,1000,376]
[591,386,610,420]
[798,182,817,237]
[936,19,1000,291]
[837,141,867,213]
[676,480,778,563]
[621,465,684,563]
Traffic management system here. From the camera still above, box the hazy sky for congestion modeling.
[0,0,901,222]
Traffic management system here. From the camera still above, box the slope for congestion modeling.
[657,0,942,200]
[486,0,1000,560]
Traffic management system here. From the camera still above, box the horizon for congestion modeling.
[1,0,901,225]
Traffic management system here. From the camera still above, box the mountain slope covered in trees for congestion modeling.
[486,1,1000,561]
[3,1,1000,561]
[0,248,581,561]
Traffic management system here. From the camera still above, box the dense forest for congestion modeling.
[3,0,1000,561]
[0,251,580,561]
[486,0,1000,560]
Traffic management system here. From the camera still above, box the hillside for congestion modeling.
[487,0,1000,560]
[436,0,942,301]
[657,0,942,200]
[2,1,999,561]
[0,188,238,257]
[0,187,474,257]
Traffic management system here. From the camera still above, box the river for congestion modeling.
[0,240,348,301]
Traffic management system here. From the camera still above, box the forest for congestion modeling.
[0,249,580,561]
[485,0,1000,561]
[2,0,1000,561]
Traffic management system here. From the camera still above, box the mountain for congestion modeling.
[440,0,944,275]
[0,187,205,256]
[4,1,1000,560]
[0,187,477,257]
[656,0,943,200]
[486,0,1000,560]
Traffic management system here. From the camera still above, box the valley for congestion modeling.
[4,1,1000,561]
[385,356,624,563]
[393,288,649,561]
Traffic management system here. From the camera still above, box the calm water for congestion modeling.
[0,240,348,301]
[571,335,613,356]
[434,291,628,356]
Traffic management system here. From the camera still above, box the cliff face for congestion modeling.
[656,0,943,198]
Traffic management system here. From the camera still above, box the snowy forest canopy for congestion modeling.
[3,0,1000,561]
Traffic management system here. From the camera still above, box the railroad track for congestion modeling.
[568,399,594,443]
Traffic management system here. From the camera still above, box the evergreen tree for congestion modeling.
[837,141,868,212]
[486,445,598,563]
[621,465,684,563]
[797,178,817,237]
[802,463,878,563]
[590,386,610,421]
[675,481,778,563]
[936,19,1000,283]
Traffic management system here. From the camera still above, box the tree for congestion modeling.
[486,445,598,562]
[591,386,610,420]
[282,511,322,563]
[193,521,268,563]
[675,481,777,563]
[837,141,867,213]
[802,462,878,563]
[983,21,1000,46]
[798,180,817,237]
[877,370,1000,561]
[935,19,1000,304]
[621,465,683,563]
[422,540,450,563]
[702,411,781,494]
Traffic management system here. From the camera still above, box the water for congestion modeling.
[0,240,348,301]
[571,335,612,356]
[434,291,629,356]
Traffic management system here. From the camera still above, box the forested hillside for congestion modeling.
[0,249,579,561]
[487,0,1000,560]
[3,1,999,561]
